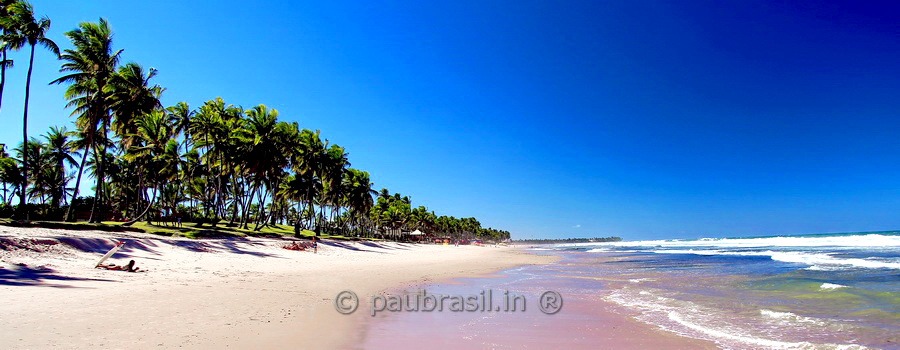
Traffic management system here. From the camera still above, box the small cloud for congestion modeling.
[572,224,581,229]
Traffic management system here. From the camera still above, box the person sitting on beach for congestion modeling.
[97,260,141,272]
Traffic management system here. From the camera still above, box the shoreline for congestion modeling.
[0,226,553,349]
[359,251,719,349]
[2,226,720,349]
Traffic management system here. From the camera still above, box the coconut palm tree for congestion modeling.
[43,126,77,212]
[52,18,120,222]
[242,104,280,229]
[109,62,163,148]
[295,128,325,231]
[121,109,174,225]
[0,0,19,113]
[167,101,193,149]
[0,152,20,205]
[342,168,375,234]
[321,144,349,231]
[190,97,244,224]
[4,1,59,219]
[13,137,45,202]
[103,61,164,218]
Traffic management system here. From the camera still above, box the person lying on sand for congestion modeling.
[96,260,141,272]
[283,240,318,252]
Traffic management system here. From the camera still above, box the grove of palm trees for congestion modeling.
[0,1,511,242]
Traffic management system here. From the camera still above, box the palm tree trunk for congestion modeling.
[123,187,157,226]
[57,162,65,209]
[0,48,7,113]
[88,130,107,223]
[50,161,64,215]
[65,144,91,221]
[17,45,36,221]
[252,187,268,231]
[240,183,256,229]
[230,177,243,226]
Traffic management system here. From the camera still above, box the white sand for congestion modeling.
[0,226,551,349]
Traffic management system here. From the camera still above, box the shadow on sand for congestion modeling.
[53,236,284,259]
[0,264,115,288]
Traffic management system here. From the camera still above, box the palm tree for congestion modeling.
[321,144,349,231]
[295,128,325,232]
[109,62,163,148]
[190,97,242,224]
[122,109,174,225]
[43,126,77,212]
[0,153,20,205]
[13,137,43,201]
[52,18,120,222]
[342,168,375,234]
[4,1,59,219]
[0,0,19,113]
[167,101,193,149]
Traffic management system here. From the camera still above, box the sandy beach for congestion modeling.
[0,226,551,349]
[0,227,722,349]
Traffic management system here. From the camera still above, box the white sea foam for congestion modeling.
[767,252,900,270]
[585,248,611,252]
[605,289,864,349]
[760,309,827,326]
[625,248,900,270]
[628,278,655,283]
[761,309,796,319]
[820,283,846,290]
[574,233,900,249]
[667,311,818,349]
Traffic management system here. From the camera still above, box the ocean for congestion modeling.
[363,232,899,349]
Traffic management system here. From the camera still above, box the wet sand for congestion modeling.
[361,253,718,349]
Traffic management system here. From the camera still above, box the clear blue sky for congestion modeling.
[1,1,898,240]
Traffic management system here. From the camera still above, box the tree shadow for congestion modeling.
[0,264,116,288]
[53,236,281,258]
[319,240,383,253]
[218,240,283,258]
[56,237,163,258]
[165,238,282,258]
[358,241,410,250]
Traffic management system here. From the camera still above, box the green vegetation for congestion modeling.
[0,1,511,242]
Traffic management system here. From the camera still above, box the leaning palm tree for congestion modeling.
[4,1,59,219]
[52,18,121,222]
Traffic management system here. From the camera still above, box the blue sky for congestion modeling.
[1,1,898,240]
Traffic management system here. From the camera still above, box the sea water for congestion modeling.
[564,231,899,348]
[364,232,899,349]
